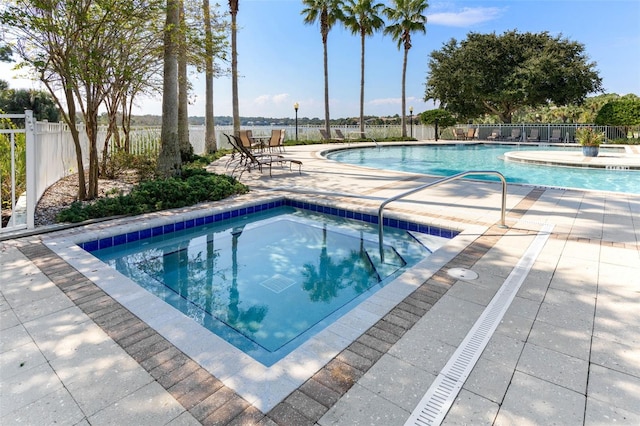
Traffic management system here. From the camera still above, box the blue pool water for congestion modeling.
[86,203,453,365]
[326,144,640,194]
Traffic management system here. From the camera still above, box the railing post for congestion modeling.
[25,110,36,229]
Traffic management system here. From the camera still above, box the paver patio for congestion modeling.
[1,142,639,425]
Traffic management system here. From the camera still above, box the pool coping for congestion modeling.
[41,193,486,413]
[503,149,640,170]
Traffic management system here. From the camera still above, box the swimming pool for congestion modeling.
[82,201,454,366]
[326,144,640,194]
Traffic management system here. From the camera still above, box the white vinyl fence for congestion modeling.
[2,116,636,233]
[1,111,36,233]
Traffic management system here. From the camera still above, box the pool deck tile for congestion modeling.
[2,142,640,425]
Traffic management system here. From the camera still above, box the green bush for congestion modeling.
[102,150,158,182]
[56,170,248,223]
[419,109,457,128]
[595,99,640,126]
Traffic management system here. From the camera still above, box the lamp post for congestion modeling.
[294,102,299,141]
[409,106,413,139]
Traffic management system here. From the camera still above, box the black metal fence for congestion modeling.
[454,123,639,143]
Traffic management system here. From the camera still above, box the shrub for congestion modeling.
[102,149,158,182]
[56,171,248,223]
[419,109,457,128]
[595,99,640,126]
[595,99,640,140]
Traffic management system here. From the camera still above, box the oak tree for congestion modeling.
[425,30,603,123]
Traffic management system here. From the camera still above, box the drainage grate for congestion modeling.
[405,224,553,426]
[260,274,296,293]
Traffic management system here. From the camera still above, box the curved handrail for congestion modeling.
[378,171,508,261]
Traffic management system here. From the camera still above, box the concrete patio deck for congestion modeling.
[1,142,639,425]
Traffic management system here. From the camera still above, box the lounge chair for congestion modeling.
[527,128,540,142]
[549,129,562,143]
[505,128,521,141]
[223,133,243,169]
[224,133,262,171]
[319,129,344,142]
[487,129,502,140]
[225,133,301,177]
[454,128,466,140]
[319,129,331,141]
[223,133,263,171]
[466,128,477,139]
[334,129,346,142]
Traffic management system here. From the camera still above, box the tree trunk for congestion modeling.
[178,0,192,161]
[359,31,365,136]
[60,85,87,201]
[100,114,115,176]
[230,2,240,136]
[401,46,408,138]
[158,0,181,177]
[122,94,132,153]
[323,37,330,135]
[85,111,99,199]
[203,0,217,153]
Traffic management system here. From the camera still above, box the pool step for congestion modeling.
[407,231,446,253]
[364,245,406,281]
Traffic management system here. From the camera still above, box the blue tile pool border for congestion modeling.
[79,198,459,252]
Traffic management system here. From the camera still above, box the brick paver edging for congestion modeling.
[16,187,543,425]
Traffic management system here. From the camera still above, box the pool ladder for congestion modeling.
[378,171,508,262]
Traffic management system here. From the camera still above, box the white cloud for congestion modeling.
[252,93,291,109]
[428,7,504,27]
[254,94,271,105]
[368,97,402,106]
[367,96,424,107]
[272,93,290,104]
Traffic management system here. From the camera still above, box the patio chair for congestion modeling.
[528,128,540,142]
[239,130,263,150]
[505,128,521,141]
[466,128,477,139]
[266,129,283,153]
[454,128,466,140]
[278,129,286,152]
[549,128,562,143]
[487,129,502,140]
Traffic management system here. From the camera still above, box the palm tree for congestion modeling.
[384,0,428,138]
[341,0,385,137]
[158,0,181,177]
[178,0,193,160]
[229,0,240,136]
[202,0,217,153]
[301,0,344,136]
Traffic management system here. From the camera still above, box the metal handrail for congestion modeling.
[378,171,508,261]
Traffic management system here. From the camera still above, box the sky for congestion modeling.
[2,0,639,120]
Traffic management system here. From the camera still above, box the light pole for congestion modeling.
[294,102,299,141]
[409,106,413,139]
